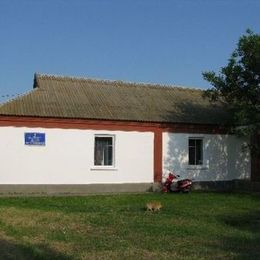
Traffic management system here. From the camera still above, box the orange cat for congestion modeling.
[146,201,162,212]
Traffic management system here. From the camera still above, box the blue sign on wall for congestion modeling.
[25,133,46,146]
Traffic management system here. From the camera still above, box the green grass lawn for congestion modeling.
[0,192,259,259]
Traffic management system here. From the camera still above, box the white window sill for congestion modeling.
[90,166,118,171]
[186,165,209,170]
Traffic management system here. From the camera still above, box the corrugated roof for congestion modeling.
[0,73,231,124]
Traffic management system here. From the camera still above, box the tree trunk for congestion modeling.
[251,133,260,182]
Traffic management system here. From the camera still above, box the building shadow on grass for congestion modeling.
[0,239,70,260]
[222,209,260,233]
[213,210,260,259]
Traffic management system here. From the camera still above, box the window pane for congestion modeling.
[189,146,195,165]
[94,139,103,165]
[189,138,203,165]
[189,139,195,147]
[94,137,113,166]
[107,145,113,166]
[195,139,203,165]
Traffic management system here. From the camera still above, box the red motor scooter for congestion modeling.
[162,172,192,193]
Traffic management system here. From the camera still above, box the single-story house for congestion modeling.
[0,74,253,194]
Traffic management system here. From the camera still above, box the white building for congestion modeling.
[0,74,252,194]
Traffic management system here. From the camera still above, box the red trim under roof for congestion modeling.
[0,115,230,134]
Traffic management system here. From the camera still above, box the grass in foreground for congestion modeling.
[0,192,259,259]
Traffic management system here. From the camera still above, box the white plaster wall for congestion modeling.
[0,127,154,184]
[163,133,251,181]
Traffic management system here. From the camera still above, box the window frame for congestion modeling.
[188,137,203,166]
[93,134,115,168]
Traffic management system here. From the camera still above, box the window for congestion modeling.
[94,136,114,166]
[189,138,203,165]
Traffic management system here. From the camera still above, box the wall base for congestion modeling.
[193,180,260,193]
[0,181,259,196]
[0,183,154,196]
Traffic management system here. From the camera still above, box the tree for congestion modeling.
[202,29,260,154]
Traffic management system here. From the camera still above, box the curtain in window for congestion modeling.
[94,137,113,166]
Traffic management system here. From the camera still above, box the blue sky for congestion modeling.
[0,0,259,102]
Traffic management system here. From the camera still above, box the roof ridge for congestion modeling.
[35,73,204,92]
[0,89,36,108]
